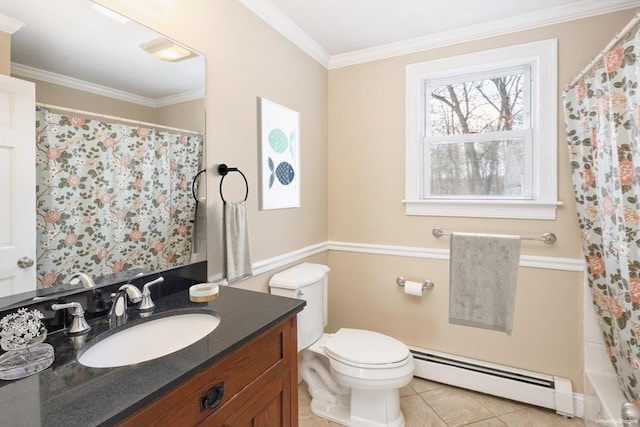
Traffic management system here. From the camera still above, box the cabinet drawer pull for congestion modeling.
[201,382,225,411]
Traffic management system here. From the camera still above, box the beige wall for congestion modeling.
[97,0,329,291]
[157,99,205,134]
[0,31,9,75]
[327,10,636,393]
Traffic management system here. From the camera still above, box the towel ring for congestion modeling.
[191,169,207,203]
[218,164,248,203]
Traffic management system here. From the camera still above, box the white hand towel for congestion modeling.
[449,233,521,335]
[223,201,253,282]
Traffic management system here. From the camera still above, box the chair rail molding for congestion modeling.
[221,241,584,279]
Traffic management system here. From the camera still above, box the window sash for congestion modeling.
[422,129,533,200]
[421,65,533,201]
[423,66,532,137]
[404,39,558,220]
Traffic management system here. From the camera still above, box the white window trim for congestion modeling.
[405,39,561,220]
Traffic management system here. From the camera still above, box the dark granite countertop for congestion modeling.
[0,286,305,427]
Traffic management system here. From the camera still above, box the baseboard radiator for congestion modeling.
[409,347,575,417]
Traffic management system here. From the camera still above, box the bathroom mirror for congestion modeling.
[0,0,206,308]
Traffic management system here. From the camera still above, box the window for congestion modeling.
[405,39,559,219]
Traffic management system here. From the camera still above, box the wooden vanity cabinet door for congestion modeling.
[118,315,298,427]
[201,371,291,427]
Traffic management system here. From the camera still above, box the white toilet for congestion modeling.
[269,263,414,427]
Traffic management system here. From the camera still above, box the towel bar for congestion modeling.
[432,227,557,244]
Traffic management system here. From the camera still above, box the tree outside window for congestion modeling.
[425,69,531,198]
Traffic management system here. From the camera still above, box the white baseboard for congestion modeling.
[410,346,584,418]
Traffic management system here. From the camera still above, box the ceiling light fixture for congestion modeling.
[91,4,129,24]
[140,37,198,62]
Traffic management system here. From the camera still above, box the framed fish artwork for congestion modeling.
[259,97,300,210]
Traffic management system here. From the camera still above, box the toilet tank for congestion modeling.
[269,263,330,351]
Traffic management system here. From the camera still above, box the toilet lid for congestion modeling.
[324,328,410,366]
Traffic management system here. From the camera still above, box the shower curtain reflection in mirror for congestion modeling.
[35,106,204,289]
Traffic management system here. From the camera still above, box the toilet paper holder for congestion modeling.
[396,277,434,291]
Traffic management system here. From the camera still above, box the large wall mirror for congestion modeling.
[0,0,206,308]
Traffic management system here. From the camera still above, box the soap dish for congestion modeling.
[189,283,219,303]
[0,343,54,380]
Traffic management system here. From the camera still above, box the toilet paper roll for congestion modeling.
[404,280,424,296]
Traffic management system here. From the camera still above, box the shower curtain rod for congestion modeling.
[36,102,202,136]
[567,10,640,89]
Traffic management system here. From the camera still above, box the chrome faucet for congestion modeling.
[51,302,91,334]
[69,272,96,289]
[139,277,164,312]
[109,284,143,327]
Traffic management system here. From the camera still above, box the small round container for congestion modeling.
[189,283,220,303]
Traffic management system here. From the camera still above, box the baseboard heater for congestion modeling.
[409,347,575,417]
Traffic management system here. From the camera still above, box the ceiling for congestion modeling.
[271,0,588,55]
[244,0,640,67]
[0,0,638,101]
[0,0,205,105]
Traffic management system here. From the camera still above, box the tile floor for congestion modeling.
[298,377,584,427]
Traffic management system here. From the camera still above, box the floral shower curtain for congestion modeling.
[563,24,640,405]
[35,107,203,289]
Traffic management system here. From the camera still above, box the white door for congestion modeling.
[0,74,36,298]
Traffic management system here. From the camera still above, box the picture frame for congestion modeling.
[259,97,300,210]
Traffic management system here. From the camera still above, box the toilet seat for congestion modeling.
[324,328,412,369]
[323,329,415,392]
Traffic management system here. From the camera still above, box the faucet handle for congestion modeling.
[51,302,91,335]
[140,277,164,312]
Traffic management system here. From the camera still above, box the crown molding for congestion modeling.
[242,0,640,69]
[0,14,24,34]
[329,0,640,68]
[238,0,331,68]
[155,88,205,107]
[11,63,202,108]
[12,63,156,107]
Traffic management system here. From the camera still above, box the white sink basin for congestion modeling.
[78,312,220,368]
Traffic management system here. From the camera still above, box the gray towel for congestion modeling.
[192,201,207,256]
[223,201,253,282]
[449,233,521,335]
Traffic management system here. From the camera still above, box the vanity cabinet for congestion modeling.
[118,315,298,427]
